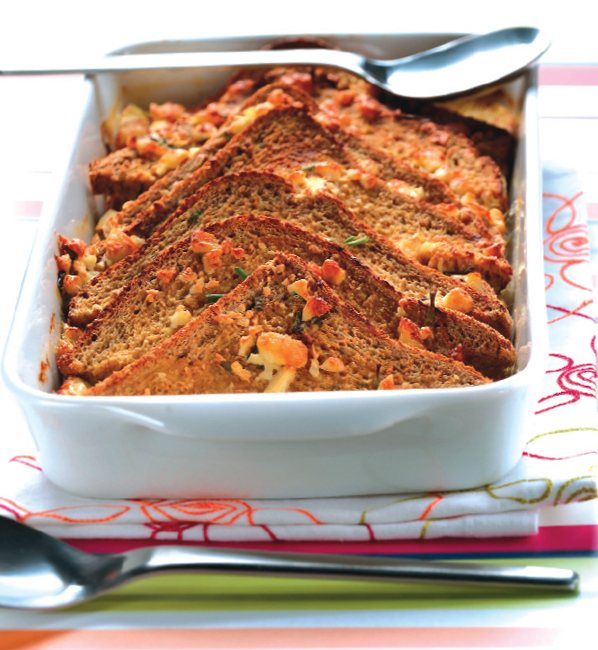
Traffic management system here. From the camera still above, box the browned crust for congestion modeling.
[59,215,514,383]
[67,171,512,337]
[87,253,488,396]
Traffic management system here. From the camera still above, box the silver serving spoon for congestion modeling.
[0,27,549,100]
[0,516,578,609]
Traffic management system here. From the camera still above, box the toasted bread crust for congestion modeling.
[67,172,511,337]
[58,215,514,383]
[87,254,488,396]
[58,58,519,396]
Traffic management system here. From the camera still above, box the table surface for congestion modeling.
[1,3,598,648]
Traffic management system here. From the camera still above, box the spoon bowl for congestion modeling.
[0,516,578,610]
[0,27,550,100]
[363,26,550,98]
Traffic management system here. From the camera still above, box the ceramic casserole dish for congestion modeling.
[2,33,546,498]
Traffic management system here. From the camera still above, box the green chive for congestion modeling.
[205,293,225,303]
[187,210,203,226]
[302,163,317,171]
[291,311,305,333]
[220,360,232,373]
[234,267,248,280]
[373,364,381,389]
[149,134,175,149]
[344,235,370,247]
[425,291,437,327]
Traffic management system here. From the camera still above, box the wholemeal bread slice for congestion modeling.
[89,105,511,288]
[90,87,303,243]
[236,82,459,206]
[58,215,514,383]
[232,63,509,211]
[67,172,512,337]
[67,104,509,316]
[392,99,517,177]
[88,77,261,205]
[86,253,488,396]
[215,106,511,288]
[87,101,505,273]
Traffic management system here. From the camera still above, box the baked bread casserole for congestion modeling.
[54,42,520,397]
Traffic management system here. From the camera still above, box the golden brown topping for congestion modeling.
[398,318,427,350]
[302,296,332,322]
[238,332,257,358]
[288,278,310,299]
[153,148,190,176]
[308,357,320,378]
[378,374,396,390]
[231,360,252,383]
[179,267,198,283]
[149,101,186,122]
[320,356,345,373]
[489,208,506,234]
[190,230,220,254]
[104,232,142,265]
[58,235,87,259]
[387,179,425,201]
[62,325,83,343]
[359,172,378,190]
[62,274,84,295]
[55,253,72,273]
[337,90,356,106]
[484,242,503,258]
[256,332,308,370]
[264,367,297,393]
[115,104,150,148]
[312,161,344,180]
[463,272,487,293]
[320,259,346,286]
[135,135,165,159]
[202,248,223,274]
[440,288,474,314]
[57,376,90,396]
[156,267,177,287]
[356,95,385,121]
[170,305,192,329]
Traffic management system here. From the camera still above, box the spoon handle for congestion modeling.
[0,48,365,77]
[121,546,579,592]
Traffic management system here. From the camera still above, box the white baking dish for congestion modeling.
[2,33,546,499]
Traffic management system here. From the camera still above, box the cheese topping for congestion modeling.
[302,297,332,322]
[439,288,474,314]
[320,356,345,373]
[320,259,346,286]
[228,101,275,135]
[170,305,192,329]
[287,278,310,299]
[57,376,90,396]
[398,318,427,350]
[264,367,297,393]
[378,374,396,390]
[254,332,308,370]
[104,232,143,265]
[231,360,252,383]
[190,230,219,254]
